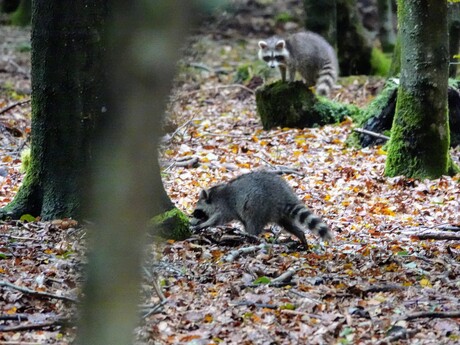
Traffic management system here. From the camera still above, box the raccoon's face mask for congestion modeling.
[191,209,208,223]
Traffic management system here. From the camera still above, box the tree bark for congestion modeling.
[74,0,201,343]
[377,0,396,52]
[10,0,30,26]
[1,0,107,220]
[385,0,456,178]
[303,0,337,49]
[449,2,460,78]
[336,0,373,76]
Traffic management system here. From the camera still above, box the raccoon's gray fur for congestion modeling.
[190,171,332,247]
[258,31,338,97]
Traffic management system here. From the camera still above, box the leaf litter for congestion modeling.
[1,1,460,344]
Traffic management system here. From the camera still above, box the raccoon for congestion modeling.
[258,31,338,97]
[190,171,332,247]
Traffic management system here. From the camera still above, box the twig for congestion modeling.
[402,311,460,321]
[224,243,270,262]
[163,118,193,143]
[0,280,78,303]
[353,128,390,141]
[415,232,460,241]
[376,329,416,344]
[0,319,69,332]
[216,84,255,95]
[271,268,299,284]
[231,301,278,309]
[142,299,168,319]
[0,99,31,115]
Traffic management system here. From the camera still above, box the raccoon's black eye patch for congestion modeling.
[192,209,207,220]
[263,56,271,62]
[274,55,285,62]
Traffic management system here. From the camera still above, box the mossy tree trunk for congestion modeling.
[0,0,187,228]
[385,0,455,179]
[336,0,373,75]
[303,0,337,49]
[0,0,107,220]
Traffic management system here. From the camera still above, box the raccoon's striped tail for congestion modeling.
[316,61,337,97]
[290,204,333,241]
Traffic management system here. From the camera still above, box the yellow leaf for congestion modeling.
[7,306,17,314]
[420,278,432,288]
[204,314,213,323]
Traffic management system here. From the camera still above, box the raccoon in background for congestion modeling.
[190,171,332,247]
[258,31,338,97]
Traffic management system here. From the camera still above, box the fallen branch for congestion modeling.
[231,301,278,309]
[271,268,299,284]
[0,99,31,115]
[0,280,78,303]
[0,319,69,332]
[353,128,390,141]
[224,243,270,262]
[402,228,460,241]
[142,299,168,319]
[402,311,460,321]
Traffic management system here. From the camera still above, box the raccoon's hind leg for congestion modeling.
[243,220,265,237]
[279,219,308,248]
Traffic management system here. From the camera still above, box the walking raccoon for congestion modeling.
[258,31,338,97]
[190,171,332,247]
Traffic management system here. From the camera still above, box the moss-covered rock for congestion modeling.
[256,81,360,130]
[150,207,192,241]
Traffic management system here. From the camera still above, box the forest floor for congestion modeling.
[1,1,460,344]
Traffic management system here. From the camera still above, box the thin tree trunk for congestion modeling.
[377,0,396,52]
[303,0,337,49]
[336,0,373,75]
[385,0,454,178]
[449,2,460,78]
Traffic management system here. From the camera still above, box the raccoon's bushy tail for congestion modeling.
[288,204,333,241]
[316,61,336,97]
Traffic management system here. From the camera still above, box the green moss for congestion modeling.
[370,47,391,76]
[275,12,295,24]
[385,88,451,179]
[150,207,191,241]
[19,148,31,174]
[256,81,361,130]
[359,79,398,126]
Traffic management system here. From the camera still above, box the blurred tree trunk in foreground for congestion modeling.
[75,1,225,344]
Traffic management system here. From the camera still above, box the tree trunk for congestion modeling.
[449,2,460,78]
[303,0,337,49]
[385,0,456,178]
[336,0,373,75]
[74,1,201,344]
[10,0,30,26]
[377,0,396,52]
[388,34,401,77]
[1,0,106,220]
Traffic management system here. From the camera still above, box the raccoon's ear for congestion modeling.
[200,189,210,201]
[258,41,268,49]
[275,40,285,50]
